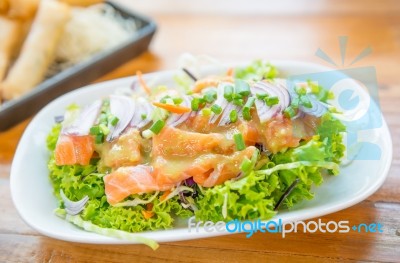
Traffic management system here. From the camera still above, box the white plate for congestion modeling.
[10,61,393,244]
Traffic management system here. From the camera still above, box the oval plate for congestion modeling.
[10,60,393,244]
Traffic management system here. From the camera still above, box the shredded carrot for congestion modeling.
[160,190,171,201]
[226,67,234,77]
[141,203,155,219]
[153,102,191,114]
[141,210,154,219]
[136,70,152,95]
[192,76,234,93]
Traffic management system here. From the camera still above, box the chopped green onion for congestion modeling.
[141,114,147,120]
[203,94,216,103]
[160,95,171,104]
[224,85,234,101]
[242,108,251,121]
[244,96,255,108]
[242,97,255,121]
[109,116,119,127]
[99,124,110,136]
[203,90,217,103]
[233,98,244,106]
[296,86,307,95]
[191,98,200,111]
[256,93,269,100]
[142,129,154,139]
[234,133,246,151]
[284,106,296,118]
[99,113,107,123]
[173,97,183,105]
[300,95,312,108]
[149,120,165,134]
[264,96,279,106]
[291,97,300,109]
[232,93,242,99]
[94,134,104,144]
[211,104,222,114]
[90,126,101,135]
[229,109,238,123]
[240,157,252,172]
[235,79,251,96]
[201,108,212,117]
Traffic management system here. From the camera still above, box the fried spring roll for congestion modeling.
[7,0,40,19]
[0,17,21,81]
[0,0,9,14]
[1,0,71,100]
[59,0,104,7]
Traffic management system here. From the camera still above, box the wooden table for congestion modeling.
[1,0,399,262]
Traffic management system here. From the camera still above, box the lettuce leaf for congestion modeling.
[196,112,346,219]
[56,211,159,250]
[195,171,277,222]
[80,195,192,233]
[46,123,61,151]
[317,113,346,163]
[268,114,345,209]
[307,80,334,103]
[47,125,192,234]
[235,60,278,81]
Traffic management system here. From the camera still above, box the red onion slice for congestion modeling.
[274,78,292,106]
[251,81,290,123]
[62,100,102,136]
[299,95,327,117]
[252,84,280,122]
[292,109,306,120]
[167,95,193,127]
[130,97,154,129]
[107,95,135,141]
[209,83,230,124]
[60,189,89,216]
[218,102,240,126]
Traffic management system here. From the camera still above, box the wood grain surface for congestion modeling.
[1,0,399,262]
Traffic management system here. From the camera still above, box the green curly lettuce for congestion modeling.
[195,171,278,222]
[47,126,192,235]
[196,112,346,220]
[317,112,346,163]
[46,123,61,151]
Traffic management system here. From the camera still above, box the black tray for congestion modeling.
[0,1,156,131]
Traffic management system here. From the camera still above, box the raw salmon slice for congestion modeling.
[104,165,175,205]
[103,146,257,205]
[54,135,94,165]
[262,116,301,154]
[98,129,145,169]
[152,126,235,157]
[188,146,257,187]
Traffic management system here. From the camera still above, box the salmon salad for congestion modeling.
[46,60,346,245]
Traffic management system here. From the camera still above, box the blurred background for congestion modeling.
[0,1,400,262]
[0,0,399,157]
[112,0,400,72]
